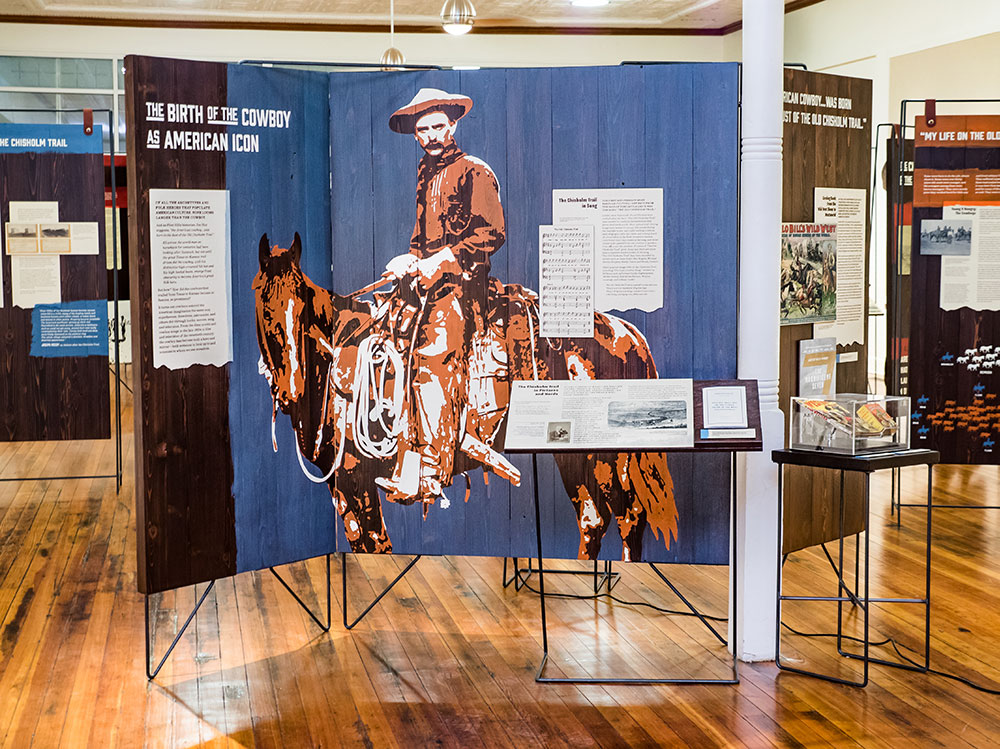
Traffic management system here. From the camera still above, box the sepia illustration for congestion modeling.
[254,88,677,561]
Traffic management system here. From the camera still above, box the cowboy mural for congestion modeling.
[376,88,506,504]
[253,87,678,560]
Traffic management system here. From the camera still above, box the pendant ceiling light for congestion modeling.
[380,0,405,70]
[441,0,476,35]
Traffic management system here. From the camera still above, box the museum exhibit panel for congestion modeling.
[0,123,111,443]
[126,57,741,601]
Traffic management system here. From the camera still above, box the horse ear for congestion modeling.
[291,232,302,264]
[259,233,270,269]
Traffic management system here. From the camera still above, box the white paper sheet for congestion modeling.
[813,187,866,346]
[702,385,748,429]
[68,222,100,255]
[11,255,61,308]
[150,188,233,369]
[505,378,694,450]
[9,201,58,223]
[940,204,1000,311]
[552,188,663,313]
[538,224,594,338]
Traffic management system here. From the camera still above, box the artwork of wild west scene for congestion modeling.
[254,88,677,562]
[780,223,837,325]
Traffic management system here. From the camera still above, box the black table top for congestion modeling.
[771,448,940,473]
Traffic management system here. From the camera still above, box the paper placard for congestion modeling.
[700,428,756,440]
[11,255,61,308]
[702,385,748,428]
[505,378,693,451]
[813,186,866,346]
[539,224,595,338]
[150,188,233,369]
[551,188,663,313]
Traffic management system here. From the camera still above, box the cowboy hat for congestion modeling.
[389,88,473,133]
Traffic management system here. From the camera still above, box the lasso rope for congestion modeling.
[351,333,406,459]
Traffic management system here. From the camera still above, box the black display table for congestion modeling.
[772,448,939,687]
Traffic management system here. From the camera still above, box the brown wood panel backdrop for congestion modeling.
[125,56,237,594]
[0,148,110,442]
[780,69,873,554]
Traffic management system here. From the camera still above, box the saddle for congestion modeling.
[353,275,535,487]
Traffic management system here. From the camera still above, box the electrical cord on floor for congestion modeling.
[510,573,1000,694]
[781,621,1000,695]
[512,575,728,623]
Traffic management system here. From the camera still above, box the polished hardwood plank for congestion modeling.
[2,388,1000,747]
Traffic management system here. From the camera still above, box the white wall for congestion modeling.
[0,22,724,68]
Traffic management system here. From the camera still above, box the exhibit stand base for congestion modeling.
[502,557,619,594]
[528,454,740,686]
[342,552,421,630]
[145,554,331,681]
[774,449,936,688]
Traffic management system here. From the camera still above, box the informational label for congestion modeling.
[9,201,59,223]
[702,385,748,429]
[913,116,1000,207]
[701,428,756,440]
[780,223,837,325]
[11,255,61,308]
[150,188,233,369]
[552,188,663,313]
[798,337,838,397]
[940,204,1000,311]
[538,224,594,338]
[30,300,108,358]
[504,378,693,451]
[813,187,866,346]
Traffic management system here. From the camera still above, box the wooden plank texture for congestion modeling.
[0,145,110,443]
[781,69,874,554]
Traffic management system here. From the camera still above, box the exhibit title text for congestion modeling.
[0,137,68,148]
[782,90,865,130]
[143,101,294,154]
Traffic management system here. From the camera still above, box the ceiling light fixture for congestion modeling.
[441,0,476,36]
[570,0,610,7]
[380,0,405,70]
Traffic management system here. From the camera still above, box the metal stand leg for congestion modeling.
[269,553,331,632]
[534,452,739,685]
[777,468,870,687]
[342,552,421,630]
[146,580,216,680]
[502,556,619,592]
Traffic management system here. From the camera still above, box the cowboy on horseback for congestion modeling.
[373,88,506,504]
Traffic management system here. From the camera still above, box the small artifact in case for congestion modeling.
[790,394,910,454]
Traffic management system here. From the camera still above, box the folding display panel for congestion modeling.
[126,57,739,595]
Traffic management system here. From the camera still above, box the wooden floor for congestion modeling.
[2,384,1000,747]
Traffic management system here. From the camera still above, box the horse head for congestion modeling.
[253,232,312,415]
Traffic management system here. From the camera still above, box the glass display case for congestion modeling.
[790,394,911,454]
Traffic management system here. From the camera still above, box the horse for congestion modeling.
[253,233,677,561]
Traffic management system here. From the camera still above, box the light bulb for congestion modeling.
[441,0,476,35]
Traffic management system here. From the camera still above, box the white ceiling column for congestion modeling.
[734,0,783,661]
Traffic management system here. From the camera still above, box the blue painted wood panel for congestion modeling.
[326,64,739,564]
[226,64,337,573]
